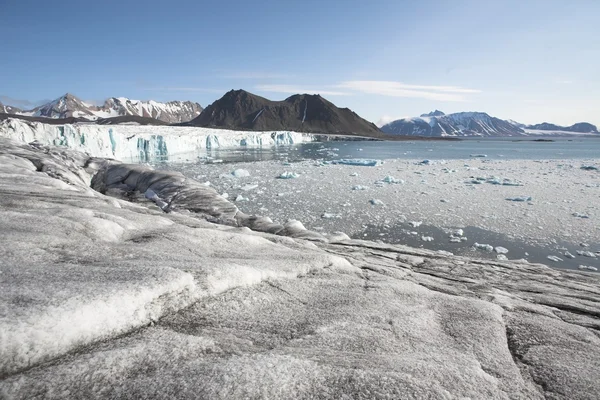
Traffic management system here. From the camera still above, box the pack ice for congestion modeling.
[1,137,599,399]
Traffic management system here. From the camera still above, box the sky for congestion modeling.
[1,0,599,127]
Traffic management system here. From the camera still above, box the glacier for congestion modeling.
[0,118,314,161]
[1,137,600,398]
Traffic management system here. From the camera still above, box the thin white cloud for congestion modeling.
[143,87,226,93]
[218,72,294,80]
[255,84,351,96]
[376,115,408,127]
[337,80,481,102]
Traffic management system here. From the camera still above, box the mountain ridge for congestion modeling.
[187,89,382,136]
[9,93,202,124]
[526,122,598,133]
[381,111,524,137]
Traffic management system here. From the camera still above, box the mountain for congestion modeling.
[526,122,598,133]
[420,110,445,117]
[381,111,524,137]
[17,93,202,123]
[188,89,382,136]
[0,101,22,114]
[99,98,203,123]
[27,93,97,119]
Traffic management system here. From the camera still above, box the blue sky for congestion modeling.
[1,0,599,126]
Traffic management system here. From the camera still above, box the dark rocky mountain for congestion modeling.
[188,89,382,136]
[13,93,202,123]
[420,110,445,117]
[526,122,598,133]
[381,112,524,137]
[0,101,22,114]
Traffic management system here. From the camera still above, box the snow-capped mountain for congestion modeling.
[420,110,445,118]
[381,111,524,137]
[0,101,23,114]
[99,98,203,124]
[16,93,202,123]
[24,93,97,119]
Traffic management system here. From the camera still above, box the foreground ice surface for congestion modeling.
[1,139,600,399]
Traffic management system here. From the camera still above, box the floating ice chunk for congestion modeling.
[241,184,258,191]
[220,193,229,199]
[547,255,563,262]
[506,196,532,202]
[409,221,422,228]
[232,169,250,178]
[449,237,462,243]
[580,165,598,171]
[572,212,589,219]
[350,172,359,177]
[437,250,453,256]
[496,254,509,261]
[470,154,488,158]
[494,246,509,254]
[421,236,434,242]
[332,159,382,167]
[321,213,341,219]
[235,194,248,202]
[352,185,368,191]
[453,229,464,237]
[579,265,598,271]
[474,243,494,252]
[564,251,576,259]
[201,181,211,187]
[277,172,299,179]
[501,179,523,187]
[576,250,597,258]
[378,176,404,184]
[369,199,384,206]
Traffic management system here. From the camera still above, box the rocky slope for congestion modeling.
[381,111,525,137]
[0,138,599,399]
[188,89,382,136]
[16,93,202,123]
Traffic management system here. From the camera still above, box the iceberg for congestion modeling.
[331,159,382,167]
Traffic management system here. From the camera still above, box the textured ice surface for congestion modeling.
[1,138,600,399]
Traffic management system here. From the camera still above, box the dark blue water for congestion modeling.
[197,136,600,163]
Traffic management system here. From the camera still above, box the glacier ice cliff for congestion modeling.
[0,118,313,161]
[1,138,600,399]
